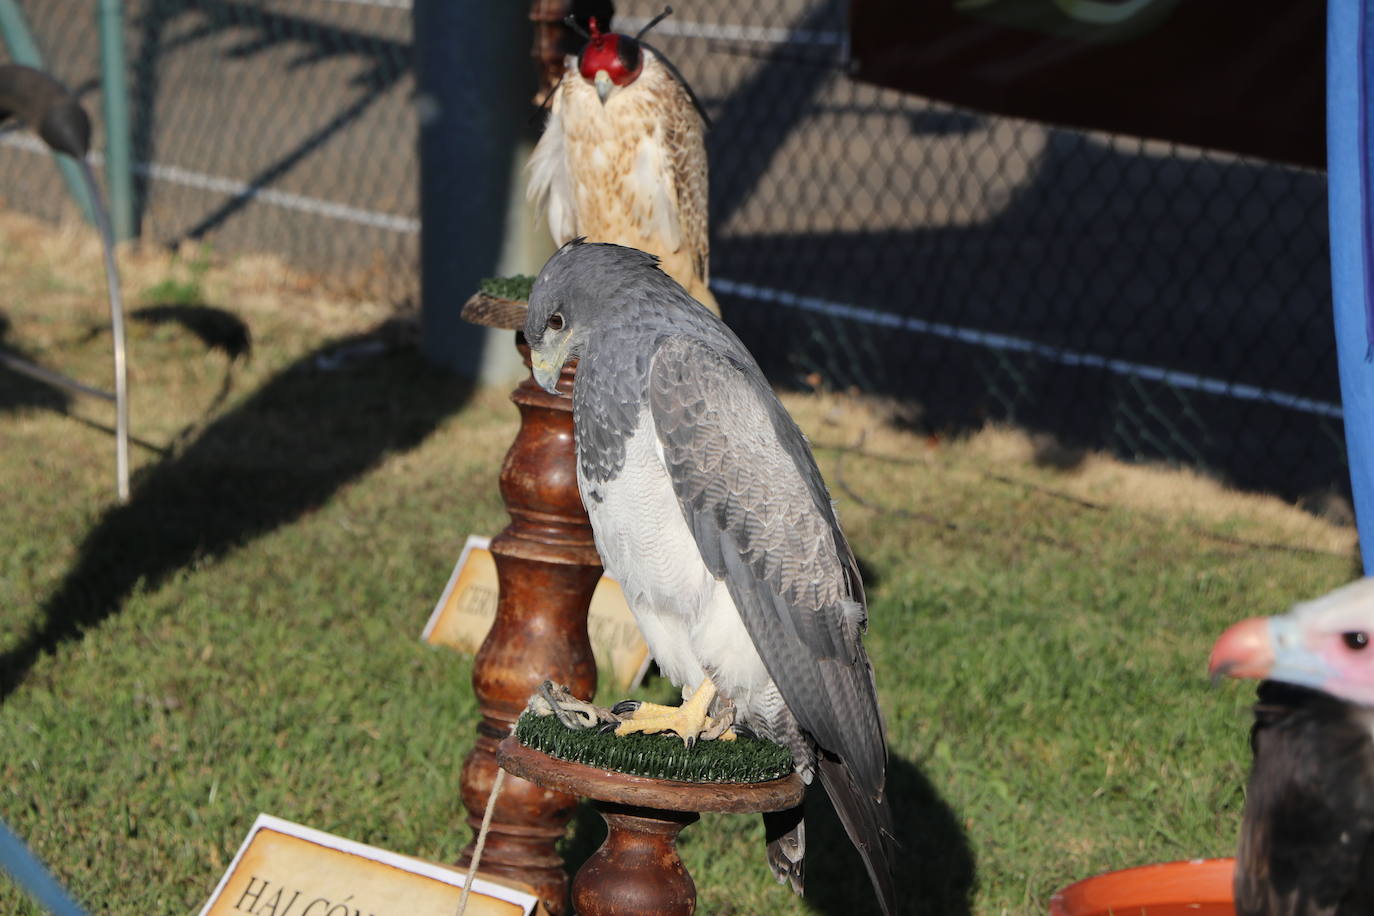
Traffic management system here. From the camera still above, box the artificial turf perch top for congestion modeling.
[516,683,794,784]
[478,274,535,302]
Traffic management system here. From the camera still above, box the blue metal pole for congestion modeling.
[0,0,97,224]
[413,0,536,383]
[97,0,134,241]
[1328,0,1374,572]
[0,819,88,916]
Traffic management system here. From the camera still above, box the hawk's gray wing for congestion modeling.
[647,334,885,789]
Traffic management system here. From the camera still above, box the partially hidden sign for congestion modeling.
[423,535,651,693]
[199,814,539,916]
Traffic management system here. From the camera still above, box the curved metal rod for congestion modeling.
[1,63,129,502]
[0,351,116,401]
[80,157,130,502]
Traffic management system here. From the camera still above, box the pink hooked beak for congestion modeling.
[1208,616,1275,682]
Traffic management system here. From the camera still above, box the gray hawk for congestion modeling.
[524,240,896,914]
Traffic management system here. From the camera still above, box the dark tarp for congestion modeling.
[848,0,1323,168]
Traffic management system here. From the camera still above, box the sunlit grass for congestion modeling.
[0,212,1358,914]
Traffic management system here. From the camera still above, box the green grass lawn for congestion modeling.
[0,212,1360,914]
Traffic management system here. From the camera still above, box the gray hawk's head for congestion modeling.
[524,239,672,393]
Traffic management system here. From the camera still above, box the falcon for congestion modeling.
[523,240,895,913]
[1209,577,1374,916]
[526,14,720,315]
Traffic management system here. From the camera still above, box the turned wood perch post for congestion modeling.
[457,293,601,914]
[499,737,806,916]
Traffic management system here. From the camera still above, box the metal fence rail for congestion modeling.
[0,0,1344,501]
[635,0,1340,502]
[0,0,416,301]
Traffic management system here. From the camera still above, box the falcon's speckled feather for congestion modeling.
[526,17,719,315]
[524,241,895,914]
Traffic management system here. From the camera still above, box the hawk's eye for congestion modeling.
[1343,631,1369,650]
[547,312,565,332]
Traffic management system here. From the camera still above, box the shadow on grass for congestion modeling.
[132,303,253,361]
[0,318,473,700]
[803,753,974,916]
[559,801,607,879]
[133,303,255,447]
[0,312,74,415]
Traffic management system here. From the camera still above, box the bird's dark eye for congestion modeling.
[547,311,565,332]
[1343,631,1369,650]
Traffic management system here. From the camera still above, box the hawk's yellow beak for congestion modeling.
[530,347,563,394]
[594,70,613,105]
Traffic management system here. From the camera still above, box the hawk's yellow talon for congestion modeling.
[612,677,735,745]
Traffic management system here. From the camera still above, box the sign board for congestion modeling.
[199,814,539,916]
[424,535,652,692]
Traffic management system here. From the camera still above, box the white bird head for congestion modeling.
[1210,577,1374,706]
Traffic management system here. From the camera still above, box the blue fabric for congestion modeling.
[0,820,87,916]
[1362,1,1374,358]
[1330,0,1374,572]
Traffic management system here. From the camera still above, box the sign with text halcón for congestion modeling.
[199,814,538,916]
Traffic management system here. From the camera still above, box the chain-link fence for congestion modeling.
[0,0,416,301]
[0,0,1344,502]
[636,0,1341,503]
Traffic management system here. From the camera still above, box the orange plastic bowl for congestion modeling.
[1049,858,1235,916]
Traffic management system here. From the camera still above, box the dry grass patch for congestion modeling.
[0,211,1362,915]
[784,389,1355,559]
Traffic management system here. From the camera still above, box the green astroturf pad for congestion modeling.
[515,712,795,784]
[478,275,535,302]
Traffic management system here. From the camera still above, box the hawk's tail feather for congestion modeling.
[818,755,898,916]
[763,806,805,896]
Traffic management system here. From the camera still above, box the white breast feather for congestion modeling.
[526,87,577,245]
[630,133,681,251]
[581,407,774,705]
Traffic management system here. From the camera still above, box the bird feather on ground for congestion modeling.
[523,240,895,914]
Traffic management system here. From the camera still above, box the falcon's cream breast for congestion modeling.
[528,49,717,314]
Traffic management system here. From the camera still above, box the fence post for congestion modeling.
[413,0,544,384]
[97,0,134,241]
[1327,0,1374,573]
[0,0,97,225]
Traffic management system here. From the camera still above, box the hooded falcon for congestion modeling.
[524,240,895,914]
[1210,578,1374,916]
[526,15,720,315]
